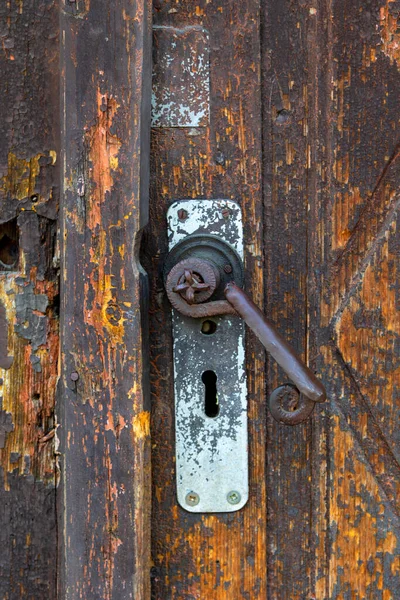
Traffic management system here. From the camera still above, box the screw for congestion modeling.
[70,371,79,382]
[173,269,211,304]
[221,207,230,219]
[30,194,39,203]
[223,264,232,274]
[227,490,241,505]
[185,491,200,506]
[178,209,188,221]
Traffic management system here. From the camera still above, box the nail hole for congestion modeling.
[31,194,39,203]
[201,320,217,335]
[202,370,219,418]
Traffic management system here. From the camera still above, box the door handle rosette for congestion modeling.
[165,240,326,426]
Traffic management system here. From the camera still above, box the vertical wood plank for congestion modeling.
[0,0,60,597]
[145,1,266,598]
[262,1,317,596]
[59,0,152,597]
[315,0,400,598]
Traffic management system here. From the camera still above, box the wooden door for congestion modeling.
[0,1,399,599]
[0,1,152,598]
[146,1,400,599]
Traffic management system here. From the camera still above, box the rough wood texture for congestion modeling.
[0,0,59,597]
[315,1,400,597]
[144,1,266,598]
[264,1,400,597]
[262,1,315,596]
[148,0,400,599]
[59,0,152,598]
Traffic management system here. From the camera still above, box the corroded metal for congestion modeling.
[165,261,326,425]
[224,281,326,424]
[164,233,244,295]
[167,257,218,305]
[268,384,315,425]
[167,199,248,513]
[166,256,237,318]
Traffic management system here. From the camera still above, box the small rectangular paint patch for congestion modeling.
[152,26,210,127]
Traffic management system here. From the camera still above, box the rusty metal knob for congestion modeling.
[173,267,213,305]
[165,258,231,317]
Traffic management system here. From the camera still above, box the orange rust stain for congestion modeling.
[86,92,121,231]
[329,414,399,598]
[331,187,363,252]
[75,92,127,404]
[334,155,349,185]
[132,410,150,440]
[380,1,400,67]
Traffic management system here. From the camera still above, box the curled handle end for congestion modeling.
[224,282,326,423]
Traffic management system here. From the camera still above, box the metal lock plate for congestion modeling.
[167,199,248,513]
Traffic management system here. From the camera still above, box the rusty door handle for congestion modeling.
[165,255,326,424]
[224,282,326,424]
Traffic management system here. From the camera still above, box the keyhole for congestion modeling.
[202,370,219,418]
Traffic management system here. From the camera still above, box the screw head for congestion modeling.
[227,490,241,505]
[223,264,233,274]
[221,207,230,219]
[178,209,188,221]
[185,491,200,506]
[70,371,79,382]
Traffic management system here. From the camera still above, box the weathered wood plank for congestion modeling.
[59,0,152,597]
[0,0,60,597]
[145,1,266,598]
[314,0,400,598]
[261,1,318,596]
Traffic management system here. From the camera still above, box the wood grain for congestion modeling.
[149,1,400,599]
[0,0,59,596]
[314,0,400,597]
[59,1,152,597]
[145,1,266,598]
[262,1,317,595]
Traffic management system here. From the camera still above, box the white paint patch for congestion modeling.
[168,199,248,513]
[152,26,210,128]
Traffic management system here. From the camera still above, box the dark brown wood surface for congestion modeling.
[262,1,316,595]
[147,0,400,598]
[0,0,399,598]
[59,0,152,598]
[0,1,60,597]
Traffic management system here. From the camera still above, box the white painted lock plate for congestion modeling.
[167,199,248,513]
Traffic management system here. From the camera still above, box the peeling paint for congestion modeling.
[0,299,13,370]
[380,1,400,67]
[152,26,210,127]
[168,200,248,513]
